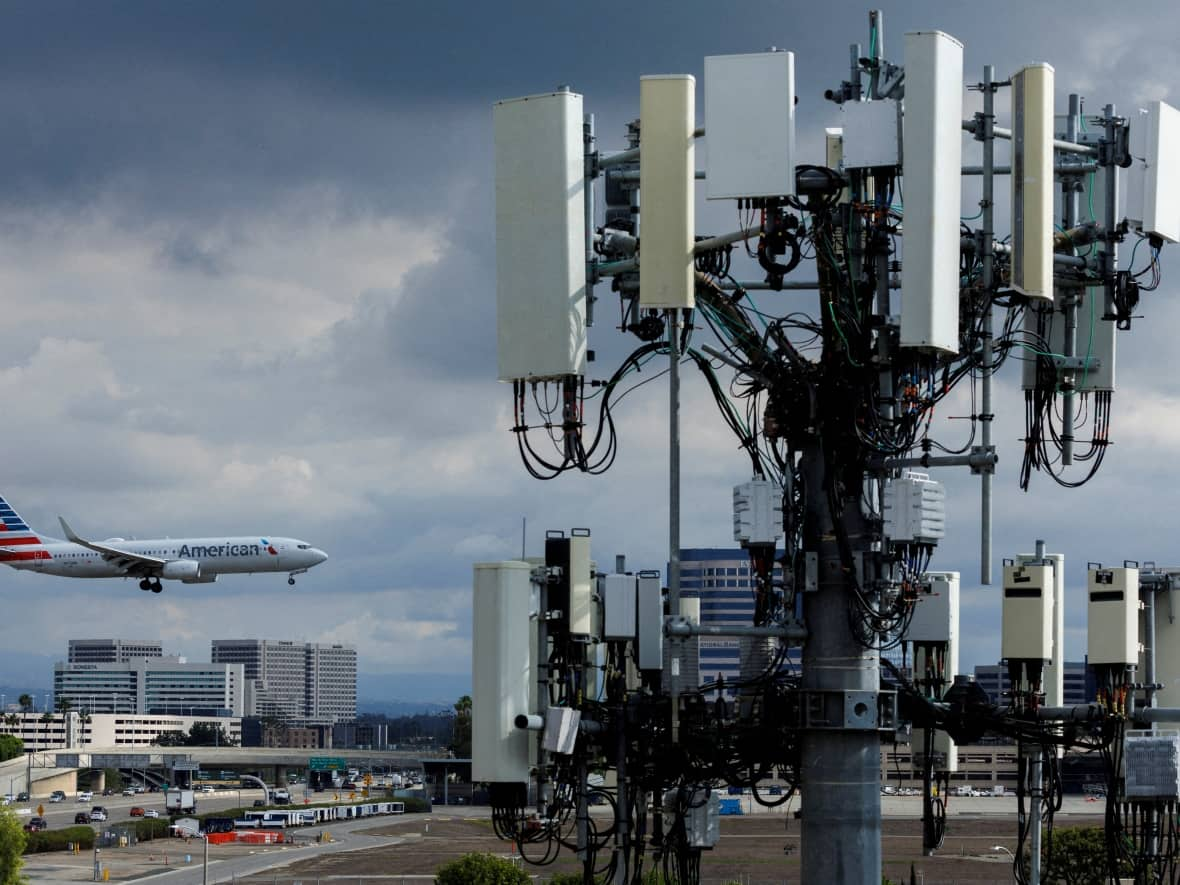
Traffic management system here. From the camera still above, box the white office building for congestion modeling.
[68,639,163,664]
[211,639,356,724]
[0,711,241,750]
[53,658,246,717]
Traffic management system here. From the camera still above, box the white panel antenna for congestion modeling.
[1126,100,1180,243]
[639,75,696,309]
[1020,298,1116,392]
[1011,64,1056,303]
[842,100,899,169]
[493,91,587,382]
[471,561,533,784]
[704,52,795,199]
[900,31,964,352]
[1087,566,1140,666]
[1001,563,1053,663]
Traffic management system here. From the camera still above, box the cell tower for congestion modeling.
[479,9,1180,884]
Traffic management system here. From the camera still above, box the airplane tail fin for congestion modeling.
[0,496,44,543]
[0,495,49,561]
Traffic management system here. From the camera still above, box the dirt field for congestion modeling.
[232,813,1105,883]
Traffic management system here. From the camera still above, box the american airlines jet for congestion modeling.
[0,495,328,592]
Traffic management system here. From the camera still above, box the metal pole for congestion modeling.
[1060,95,1081,466]
[584,112,596,327]
[1147,585,1158,712]
[668,308,682,743]
[668,309,681,612]
[979,65,996,585]
[1102,104,1120,321]
[799,442,881,884]
[1029,745,1042,885]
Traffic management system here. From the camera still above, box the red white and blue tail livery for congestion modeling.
[0,495,327,592]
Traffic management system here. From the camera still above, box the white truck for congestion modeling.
[165,788,196,815]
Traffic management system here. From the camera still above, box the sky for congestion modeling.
[1,0,1180,702]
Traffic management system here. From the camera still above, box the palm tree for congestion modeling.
[17,694,31,713]
[39,710,53,749]
[450,695,473,757]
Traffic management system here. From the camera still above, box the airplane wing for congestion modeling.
[58,517,167,573]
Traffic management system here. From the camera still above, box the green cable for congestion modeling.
[827,302,862,367]
[961,208,983,221]
[1016,343,1068,360]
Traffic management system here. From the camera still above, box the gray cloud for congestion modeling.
[2,1,1180,683]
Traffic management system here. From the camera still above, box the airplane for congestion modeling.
[0,495,328,592]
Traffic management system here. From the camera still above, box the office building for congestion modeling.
[54,658,246,716]
[68,639,163,664]
[211,639,356,724]
[0,711,241,750]
[679,548,792,696]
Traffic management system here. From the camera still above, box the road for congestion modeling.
[10,786,270,829]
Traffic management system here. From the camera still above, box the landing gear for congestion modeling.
[287,568,308,587]
[139,579,151,591]
[151,580,163,593]
[288,577,296,586]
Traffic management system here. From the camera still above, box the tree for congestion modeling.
[435,852,528,885]
[186,723,236,747]
[0,736,22,763]
[0,807,26,884]
[450,695,472,758]
[1038,826,1132,885]
[152,731,187,747]
[15,697,30,714]
[38,712,52,750]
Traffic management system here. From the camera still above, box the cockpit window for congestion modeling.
[297,544,310,549]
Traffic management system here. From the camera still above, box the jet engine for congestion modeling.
[160,560,201,581]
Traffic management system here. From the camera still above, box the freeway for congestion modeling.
[9,786,270,830]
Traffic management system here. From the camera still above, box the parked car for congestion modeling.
[49,791,66,803]
[129,806,145,817]
[23,816,47,832]
[74,812,90,824]
[143,809,160,819]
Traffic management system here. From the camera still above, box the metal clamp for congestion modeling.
[795,689,898,732]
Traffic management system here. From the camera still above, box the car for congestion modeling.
[23,816,46,832]
[77,791,93,803]
[122,787,136,796]
[129,806,145,817]
[89,807,107,822]
[75,812,91,824]
[0,795,11,806]
[143,809,159,819]
[133,785,146,794]
[49,791,66,803]
[198,786,215,794]
[16,792,28,803]
[253,798,267,807]
[101,788,113,796]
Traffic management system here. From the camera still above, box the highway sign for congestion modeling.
[309,756,347,772]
